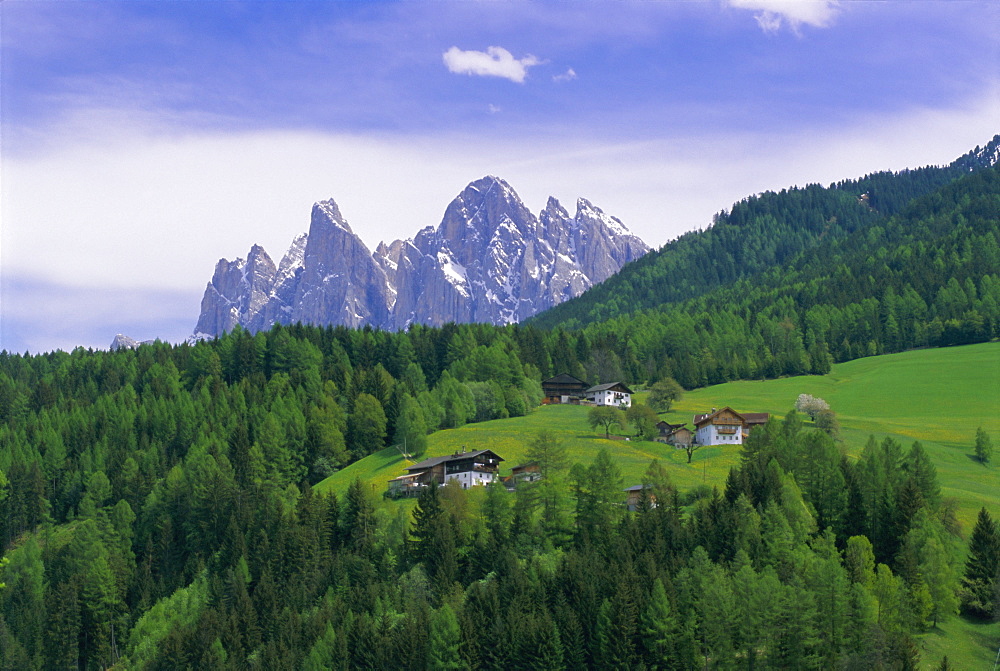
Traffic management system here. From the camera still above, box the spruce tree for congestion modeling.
[961,507,1000,617]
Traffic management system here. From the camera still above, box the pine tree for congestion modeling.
[961,507,1000,617]
[342,477,377,554]
[530,609,566,671]
[45,579,81,670]
[903,441,941,507]
[409,483,458,592]
[808,530,849,665]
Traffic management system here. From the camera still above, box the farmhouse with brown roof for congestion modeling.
[387,448,504,497]
[541,373,589,404]
[692,407,770,446]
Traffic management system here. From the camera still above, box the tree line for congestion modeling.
[531,134,1000,332]
[3,401,996,668]
[558,163,1000,390]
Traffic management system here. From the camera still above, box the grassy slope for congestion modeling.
[666,341,1000,532]
[319,342,1000,519]
[317,342,1000,667]
[315,403,727,498]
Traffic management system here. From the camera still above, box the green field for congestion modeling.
[315,402,736,498]
[665,341,1000,532]
[319,342,1000,527]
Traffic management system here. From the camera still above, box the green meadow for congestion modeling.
[315,402,735,498]
[666,341,1000,532]
[319,342,1000,529]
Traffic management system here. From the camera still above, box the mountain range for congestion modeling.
[190,176,649,339]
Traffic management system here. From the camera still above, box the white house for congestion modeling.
[693,407,746,446]
[585,382,633,408]
[388,448,505,496]
[692,407,770,446]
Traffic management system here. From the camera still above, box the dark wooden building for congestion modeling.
[541,373,589,404]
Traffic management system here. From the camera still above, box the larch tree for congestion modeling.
[348,393,388,460]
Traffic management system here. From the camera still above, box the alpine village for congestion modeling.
[2,136,1000,671]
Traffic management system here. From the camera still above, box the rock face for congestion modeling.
[110,334,155,350]
[291,200,393,329]
[191,176,649,337]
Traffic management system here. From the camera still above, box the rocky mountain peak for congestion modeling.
[110,333,154,350]
[313,198,347,227]
[191,177,650,338]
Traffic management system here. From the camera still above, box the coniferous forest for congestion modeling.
[1,141,999,669]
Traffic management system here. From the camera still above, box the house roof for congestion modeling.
[542,373,588,387]
[742,413,770,425]
[404,449,504,472]
[693,407,745,427]
[389,473,422,482]
[656,421,685,430]
[623,484,650,492]
[586,382,634,394]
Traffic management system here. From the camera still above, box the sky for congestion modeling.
[2,0,998,354]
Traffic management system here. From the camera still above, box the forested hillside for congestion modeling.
[545,161,1000,390]
[1,138,998,669]
[532,135,1000,331]
[3,323,996,668]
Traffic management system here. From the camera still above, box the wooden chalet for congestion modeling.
[387,448,504,497]
[541,373,589,404]
[694,407,745,446]
[585,382,633,408]
[664,426,694,448]
[656,421,685,441]
[742,413,770,435]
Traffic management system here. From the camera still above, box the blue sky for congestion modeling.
[2,0,998,353]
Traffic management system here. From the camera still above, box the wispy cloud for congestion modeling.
[442,46,541,83]
[553,68,577,83]
[728,0,841,33]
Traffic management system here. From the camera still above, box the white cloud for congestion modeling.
[728,0,841,33]
[553,67,577,83]
[442,46,541,83]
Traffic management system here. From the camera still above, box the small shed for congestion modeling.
[624,484,657,511]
